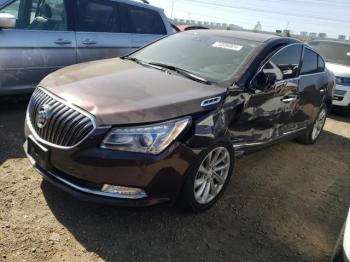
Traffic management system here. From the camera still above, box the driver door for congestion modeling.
[230,44,303,147]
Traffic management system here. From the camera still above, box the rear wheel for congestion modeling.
[180,143,234,212]
[297,106,327,145]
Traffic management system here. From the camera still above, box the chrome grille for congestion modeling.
[28,88,95,147]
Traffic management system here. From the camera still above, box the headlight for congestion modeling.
[336,77,350,86]
[101,117,191,154]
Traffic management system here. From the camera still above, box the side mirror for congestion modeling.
[0,13,16,29]
[252,71,277,92]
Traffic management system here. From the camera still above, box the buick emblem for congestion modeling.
[36,104,51,129]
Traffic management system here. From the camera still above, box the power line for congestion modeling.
[181,0,350,24]
[174,5,348,28]
[242,0,350,9]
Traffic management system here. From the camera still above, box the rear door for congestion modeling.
[298,47,328,124]
[270,44,305,134]
[0,0,76,95]
[119,3,168,49]
[74,0,133,63]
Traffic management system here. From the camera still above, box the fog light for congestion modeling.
[101,184,147,199]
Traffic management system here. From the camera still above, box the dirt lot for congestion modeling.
[0,100,349,262]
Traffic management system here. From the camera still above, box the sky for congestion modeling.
[148,0,350,38]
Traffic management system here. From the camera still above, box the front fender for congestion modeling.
[185,92,245,150]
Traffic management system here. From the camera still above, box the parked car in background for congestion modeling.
[24,30,334,211]
[331,208,350,262]
[309,40,350,115]
[0,0,172,96]
[176,25,209,32]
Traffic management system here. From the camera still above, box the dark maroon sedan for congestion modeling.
[24,30,334,211]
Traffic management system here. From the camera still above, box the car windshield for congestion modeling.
[309,41,350,67]
[130,32,261,83]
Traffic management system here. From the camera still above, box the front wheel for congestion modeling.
[296,106,327,145]
[179,143,235,212]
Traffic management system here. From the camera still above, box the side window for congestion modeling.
[261,44,302,81]
[318,55,325,72]
[300,48,318,75]
[125,5,166,35]
[76,0,120,33]
[1,0,67,31]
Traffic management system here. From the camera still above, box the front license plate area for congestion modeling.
[28,136,51,171]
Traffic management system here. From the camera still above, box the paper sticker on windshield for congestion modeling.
[213,42,243,51]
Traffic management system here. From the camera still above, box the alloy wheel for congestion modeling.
[311,108,327,140]
[193,147,231,204]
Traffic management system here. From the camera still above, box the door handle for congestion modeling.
[54,39,72,45]
[281,95,298,103]
[82,39,97,45]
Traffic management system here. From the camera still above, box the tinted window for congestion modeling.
[262,44,302,81]
[131,32,261,82]
[301,48,318,75]
[1,0,67,31]
[318,55,325,72]
[125,5,166,35]
[76,0,120,32]
[309,41,350,67]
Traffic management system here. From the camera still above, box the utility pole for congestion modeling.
[171,0,175,19]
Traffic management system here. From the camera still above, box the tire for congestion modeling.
[331,222,345,262]
[296,106,327,145]
[179,142,235,212]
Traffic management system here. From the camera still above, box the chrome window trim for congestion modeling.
[300,47,325,75]
[250,43,328,89]
[27,87,97,150]
[250,43,304,88]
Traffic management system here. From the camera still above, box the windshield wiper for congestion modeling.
[121,57,166,71]
[121,56,145,64]
[148,62,212,85]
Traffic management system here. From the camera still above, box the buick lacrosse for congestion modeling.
[24,30,334,211]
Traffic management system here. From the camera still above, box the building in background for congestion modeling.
[170,18,348,42]
[318,33,327,39]
[170,18,242,30]
[338,35,346,40]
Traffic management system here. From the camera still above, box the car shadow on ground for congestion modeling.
[0,98,29,165]
[328,112,350,123]
[41,129,350,262]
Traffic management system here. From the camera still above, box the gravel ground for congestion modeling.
[0,100,349,262]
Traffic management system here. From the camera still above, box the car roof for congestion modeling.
[0,0,164,11]
[182,29,282,43]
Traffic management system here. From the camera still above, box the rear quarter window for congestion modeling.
[123,4,166,35]
[76,0,120,33]
[318,55,325,72]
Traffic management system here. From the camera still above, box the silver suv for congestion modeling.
[0,0,172,95]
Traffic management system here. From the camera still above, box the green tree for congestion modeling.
[253,21,262,32]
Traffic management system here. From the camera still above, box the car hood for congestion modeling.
[326,62,350,78]
[40,58,227,126]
